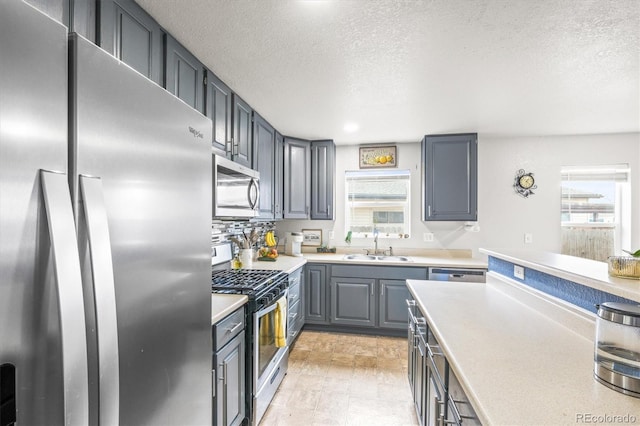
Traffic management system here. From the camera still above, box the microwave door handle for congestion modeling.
[80,176,119,426]
[40,170,89,425]
[248,178,259,210]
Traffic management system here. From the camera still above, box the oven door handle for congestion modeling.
[257,300,280,316]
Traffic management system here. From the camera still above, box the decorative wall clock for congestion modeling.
[514,169,537,198]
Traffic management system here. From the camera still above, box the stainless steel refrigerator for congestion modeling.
[0,1,213,425]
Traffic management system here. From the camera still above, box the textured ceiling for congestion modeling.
[135,0,640,145]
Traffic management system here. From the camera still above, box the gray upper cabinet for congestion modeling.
[274,132,284,219]
[423,133,478,221]
[232,94,253,168]
[253,112,275,219]
[330,277,376,327]
[99,0,163,85]
[283,137,311,219]
[164,34,205,113]
[310,140,335,220]
[206,71,233,155]
[26,0,96,41]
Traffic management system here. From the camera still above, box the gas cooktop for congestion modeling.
[211,269,286,295]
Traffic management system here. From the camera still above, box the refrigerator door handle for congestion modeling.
[40,170,89,425]
[80,175,120,426]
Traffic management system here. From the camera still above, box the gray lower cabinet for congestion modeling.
[283,137,311,219]
[288,267,304,342]
[423,133,478,221]
[310,139,335,220]
[164,34,205,113]
[379,279,412,329]
[330,277,376,327]
[213,308,246,426]
[99,0,163,85]
[305,264,328,324]
[305,264,426,331]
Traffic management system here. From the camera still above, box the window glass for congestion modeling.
[561,164,631,261]
[345,169,411,238]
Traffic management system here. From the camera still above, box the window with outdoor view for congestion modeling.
[561,164,631,262]
[345,169,411,239]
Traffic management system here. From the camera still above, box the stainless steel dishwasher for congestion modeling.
[428,267,486,283]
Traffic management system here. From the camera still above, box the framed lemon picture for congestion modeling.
[359,145,397,169]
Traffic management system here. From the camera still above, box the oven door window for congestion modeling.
[258,310,279,379]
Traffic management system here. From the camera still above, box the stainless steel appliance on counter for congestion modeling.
[211,242,289,425]
[213,154,260,218]
[0,2,212,424]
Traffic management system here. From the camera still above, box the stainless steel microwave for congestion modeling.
[213,154,260,218]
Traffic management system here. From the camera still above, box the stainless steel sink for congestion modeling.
[343,254,377,261]
[376,256,412,262]
[343,254,412,262]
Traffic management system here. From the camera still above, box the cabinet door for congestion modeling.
[423,133,477,221]
[232,94,253,168]
[330,277,376,327]
[215,331,246,426]
[205,71,232,155]
[99,0,163,85]
[310,139,335,220]
[305,264,328,324]
[283,137,310,219]
[164,34,205,113]
[379,279,411,329]
[253,113,275,219]
[273,132,284,219]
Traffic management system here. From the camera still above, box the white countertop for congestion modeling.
[481,248,640,303]
[244,255,307,274]
[406,275,640,425]
[302,252,487,269]
[211,294,248,324]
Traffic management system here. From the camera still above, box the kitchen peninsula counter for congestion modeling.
[406,274,640,425]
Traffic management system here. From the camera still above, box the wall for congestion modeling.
[276,133,640,258]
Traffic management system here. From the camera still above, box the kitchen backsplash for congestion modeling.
[212,220,276,254]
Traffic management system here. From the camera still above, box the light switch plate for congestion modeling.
[329,230,335,240]
[423,232,434,242]
[524,233,533,244]
[514,265,525,280]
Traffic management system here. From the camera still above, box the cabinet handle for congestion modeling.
[428,205,432,217]
[225,139,232,155]
[371,285,374,296]
[212,369,216,398]
[381,283,384,296]
[218,363,226,385]
[226,322,243,335]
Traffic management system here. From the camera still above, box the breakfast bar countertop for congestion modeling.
[406,275,640,425]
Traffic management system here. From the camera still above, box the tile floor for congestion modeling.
[260,330,418,426]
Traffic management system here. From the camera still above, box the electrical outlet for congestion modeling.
[423,232,434,242]
[329,230,335,240]
[514,265,525,280]
[524,233,533,244]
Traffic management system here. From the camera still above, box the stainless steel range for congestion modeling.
[211,242,289,425]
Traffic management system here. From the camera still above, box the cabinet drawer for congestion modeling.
[288,298,302,326]
[213,307,245,350]
[288,281,301,306]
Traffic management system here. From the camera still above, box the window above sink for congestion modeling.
[344,169,411,240]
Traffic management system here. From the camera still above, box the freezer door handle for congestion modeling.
[80,175,120,426]
[41,170,89,425]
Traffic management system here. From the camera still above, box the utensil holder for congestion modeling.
[239,249,253,268]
